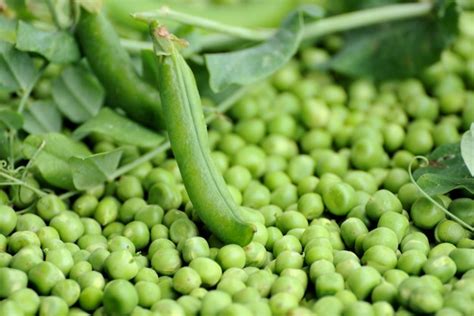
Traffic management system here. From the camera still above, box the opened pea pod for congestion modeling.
[149,23,255,246]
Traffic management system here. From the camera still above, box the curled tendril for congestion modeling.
[0,160,7,169]
[408,156,474,233]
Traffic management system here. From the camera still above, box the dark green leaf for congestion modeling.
[23,100,62,134]
[413,143,474,195]
[329,0,459,79]
[0,41,38,92]
[52,64,104,123]
[69,149,122,190]
[0,108,23,130]
[0,16,17,43]
[461,124,474,176]
[416,174,474,195]
[73,108,165,148]
[15,21,80,64]
[205,7,323,92]
[22,133,91,190]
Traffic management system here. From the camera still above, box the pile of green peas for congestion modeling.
[1,9,474,316]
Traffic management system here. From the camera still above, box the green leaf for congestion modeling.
[52,64,104,123]
[69,149,122,190]
[0,41,38,92]
[73,108,165,148]
[461,124,474,176]
[0,108,23,130]
[23,100,62,134]
[205,7,323,92]
[413,143,474,196]
[22,133,91,190]
[329,0,459,79]
[0,16,17,43]
[15,21,80,64]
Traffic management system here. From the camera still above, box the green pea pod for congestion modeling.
[75,9,165,130]
[151,24,254,246]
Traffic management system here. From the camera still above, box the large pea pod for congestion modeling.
[151,25,254,246]
[75,8,165,130]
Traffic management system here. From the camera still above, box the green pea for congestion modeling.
[0,267,28,298]
[217,244,246,270]
[8,231,41,254]
[275,251,304,273]
[177,295,202,316]
[344,170,378,194]
[403,127,434,155]
[103,279,138,315]
[435,220,468,244]
[0,252,11,268]
[169,218,198,245]
[408,287,444,314]
[105,250,139,280]
[340,217,369,249]
[51,279,81,306]
[77,234,107,252]
[0,205,17,236]
[423,256,457,283]
[449,248,474,273]
[401,232,430,255]
[313,296,344,315]
[275,211,308,233]
[73,194,99,217]
[94,196,120,226]
[243,242,267,267]
[122,221,150,250]
[246,270,275,297]
[88,248,110,272]
[107,235,135,254]
[351,139,389,170]
[362,227,399,252]
[39,296,68,316]
[180,236,209,263]
[347,266,382,300]
[9,288,40,315]
[36,194,66,221]
[343,301,374,316]
[323,182,357,216]
[189,257,222,287]
[371,281,398,304]
[217,277,246,296]
[270,183,298,210]
[116,175,144,201]
[397,249,427,275]
[148,182,183,210]
[28,262,65,295]
[269,292,299,315]
[411,197,446,229]
[315,272,344,297]
[102,222,125,239]
[69,261,92,281]
[378,211,409,242]
[79,287,103,312]
[383,269,409,288]
[200,290,232,316]
[297,193,324,220]
[151,248,182,276]
[366,189,403,221]
[362,245,398,273]
[133,281,161,308]
[45,246,74,275]
[443,289,473,315]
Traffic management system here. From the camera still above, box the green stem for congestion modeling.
[303,2,433,40]
[0,170,47,197]
[409,157,474,233]
[132,2,433,53]
[132,6,272,41]
[107,86,249,181]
